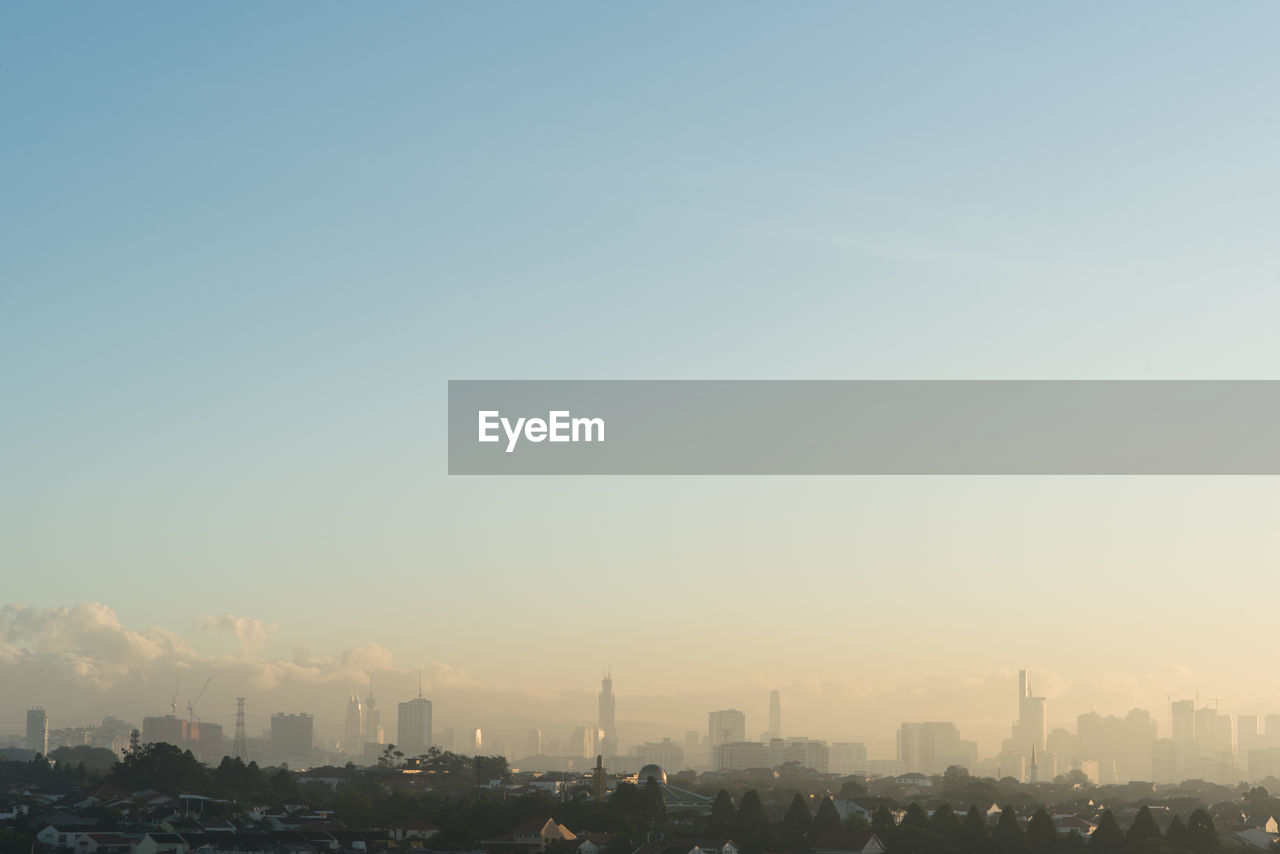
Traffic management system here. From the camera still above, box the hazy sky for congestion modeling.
[4,4,1280,751]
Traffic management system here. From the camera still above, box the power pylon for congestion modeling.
[232,697,248,759]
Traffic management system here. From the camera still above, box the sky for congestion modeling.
[3,3,1280,755]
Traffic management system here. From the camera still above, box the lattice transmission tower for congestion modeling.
[232,697,248,759]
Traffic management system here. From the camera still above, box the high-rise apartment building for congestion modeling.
[708,709,746,747]
[598,674,616,737]
[1266,714,1280,746]
[26,708,49,755]
[270,713,314,762]
[397,697,432,757]
[1076,708,1157,783]
[1239,715,1261,752]
[634,737,684,770]
[769,690,782,740]
[898,721,964,775]
[1172,700,1196,743]
[830,741,868,776]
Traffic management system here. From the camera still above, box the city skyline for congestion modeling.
[5,606,1280,785]
[9,667,1280,785]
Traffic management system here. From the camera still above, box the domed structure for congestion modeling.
[637,763,667,784]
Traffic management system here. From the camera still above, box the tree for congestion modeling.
[874,805,898,841]
[269,766,299,799]
[1026,808,1057,854]
[642,777,666,826]
[782,794,812,847]
[707,790,735,837]
[1166,816,1189,851]
[49,745,118,772]
[1064,770,1092,787]
[378,743,404,769]
[1185,809,1216,854]
[840,779,869,799]
[607,780,665,834]
[332,789,376,826]
[109,741,206,793]
[1128,806,1162,845]
[932,804,962,853]
[846,811,872,835]
[993,806,1024,854]
[1090,810,1124,854]
[895,802,926,830]
[961,804,992,854]
[475,754,511,785]
[734,790,773,854]
[896,802,935,854]
[814,797,843,837]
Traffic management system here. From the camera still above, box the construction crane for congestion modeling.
[187,678,211,723]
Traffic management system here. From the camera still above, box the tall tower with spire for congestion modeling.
[397,670,432,758]
[365,676,383,745]
[598,671,616,744]
[344,688,365,756]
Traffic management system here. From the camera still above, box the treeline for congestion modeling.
[576,789,1226,854]
[0,747,1248,854]
[860,803,1219,854]
[0,754,97,788]
[104,743,512,804]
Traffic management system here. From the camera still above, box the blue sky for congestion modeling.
[4,4,1280,737]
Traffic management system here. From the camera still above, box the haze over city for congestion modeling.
[5,0,1280,813]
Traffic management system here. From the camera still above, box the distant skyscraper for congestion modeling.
[769,690,782,740]
[364,677,383,745]
[141,714,184,746]
[1194,706,1234,758]
[1016,669,1047,752]
[397,696,432,758]
[1266,714,1280,747]
[1238,715,1260,752]
[898,721,964,775]
[1152,738,1183,783]
[473,728,483,754]
[830,742,869,776]
[708,709,746,748]
[26,708,48,755]
[571,725,601,758]
[527,728,543,756]
[344,689,364,755]
[598,673,616,737]
[270,713,314,762]
[1171,699,1196,743]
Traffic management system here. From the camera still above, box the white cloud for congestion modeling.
[202,614,278,657]
[0,603,196,687]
